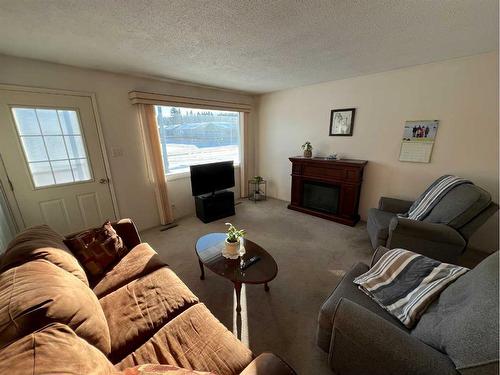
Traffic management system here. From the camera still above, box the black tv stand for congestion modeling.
[194,190,235,223]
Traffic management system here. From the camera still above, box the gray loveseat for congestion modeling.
[316,247,499,375]
[367,183,497,264]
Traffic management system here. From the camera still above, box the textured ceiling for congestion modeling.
[0,0,498,93]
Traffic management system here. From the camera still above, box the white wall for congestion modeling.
[0,55,255,230]
[258,52,499,252]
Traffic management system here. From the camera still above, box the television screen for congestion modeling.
[190,161,235,196]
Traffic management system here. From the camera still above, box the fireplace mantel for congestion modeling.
[288,156,367,226]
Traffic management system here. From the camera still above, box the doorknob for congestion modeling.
[99,178,109,184]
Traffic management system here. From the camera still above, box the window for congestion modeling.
[155,106,241,175]
[11,107,92,188]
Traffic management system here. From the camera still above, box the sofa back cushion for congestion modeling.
[423,184,491,228]
[0,323,115,374]
[0,225,88,286]
[0,259,111,354]
[412,251,499,371]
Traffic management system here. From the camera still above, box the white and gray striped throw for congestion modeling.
[399,175,471,221]
[353,249,468,328]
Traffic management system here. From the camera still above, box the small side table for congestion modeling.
[248,179,267,202]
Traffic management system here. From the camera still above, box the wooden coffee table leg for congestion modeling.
[264,282,270,292]
[234,282,242,313]
[198,260,205,280]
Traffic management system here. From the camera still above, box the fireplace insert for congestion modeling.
[302,181,340,215]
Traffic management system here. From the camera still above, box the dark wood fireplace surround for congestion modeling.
[288,157,367,226]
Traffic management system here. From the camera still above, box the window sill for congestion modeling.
[166,164,240,182]
[166,171,190,181]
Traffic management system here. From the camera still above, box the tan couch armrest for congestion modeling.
[112,218,141,249]
[240,353,296,375]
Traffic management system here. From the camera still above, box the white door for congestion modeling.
[0,89,116,234]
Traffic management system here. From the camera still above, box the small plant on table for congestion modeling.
[223,223,246,259]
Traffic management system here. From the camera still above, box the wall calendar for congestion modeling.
[399,120,439,163]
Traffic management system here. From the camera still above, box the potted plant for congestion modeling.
[302,141,313,158]
[223,223,246,259]
[253,176,263,183]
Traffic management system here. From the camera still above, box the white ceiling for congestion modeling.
[0,0,498,94]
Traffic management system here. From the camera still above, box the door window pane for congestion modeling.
[12,108,40,135]
[11,107,93,187]
[37,109,62,135]
[58,110,81,134]
[45,136,67,160]
[51,160,74,184]
[64,136,86,158]
[20,137,48,162]
[155,106,241,175]
[29,162,55,187]
[70,158,91,181]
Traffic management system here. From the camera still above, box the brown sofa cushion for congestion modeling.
[115,303,253,375]
[93,242,167,298]
[0,224,88,286]
[120,364,216,375]
[0,323,115,375]
[0,259,111,354]
[64,221,128,278]
[100,266,199,362]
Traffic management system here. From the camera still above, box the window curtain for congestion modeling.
[138,104,174,225]
[239,112,250,198]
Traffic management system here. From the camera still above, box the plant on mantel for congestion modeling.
[301,141,313,158]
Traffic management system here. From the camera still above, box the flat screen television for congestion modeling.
[190,161,235,196]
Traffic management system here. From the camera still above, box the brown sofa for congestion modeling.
[0,219,295,375]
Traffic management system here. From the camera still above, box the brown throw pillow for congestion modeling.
[64,221,127,278]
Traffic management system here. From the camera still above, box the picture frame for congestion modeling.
[329,108,356,136]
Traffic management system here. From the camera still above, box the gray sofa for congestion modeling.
[317,247,499,375]
[367,183,497,264]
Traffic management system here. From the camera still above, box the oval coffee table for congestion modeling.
[195,233,278,313]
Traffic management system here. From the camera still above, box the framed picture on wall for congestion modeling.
[329,108,356,136]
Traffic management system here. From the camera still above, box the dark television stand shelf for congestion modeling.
[195,190,235,223]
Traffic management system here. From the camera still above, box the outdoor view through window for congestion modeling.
[155,106,240,175]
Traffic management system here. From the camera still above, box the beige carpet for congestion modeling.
[141,198,373,374]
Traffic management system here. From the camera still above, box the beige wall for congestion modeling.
[0,55,255,230]
[257,52,499,252]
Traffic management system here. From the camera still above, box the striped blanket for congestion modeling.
[399,175,471,221]
[353,249,468,328]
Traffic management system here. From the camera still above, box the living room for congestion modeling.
[0,1,498,375]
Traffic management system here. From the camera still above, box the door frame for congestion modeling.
[0,155,22,232]
[0,84,120,230]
